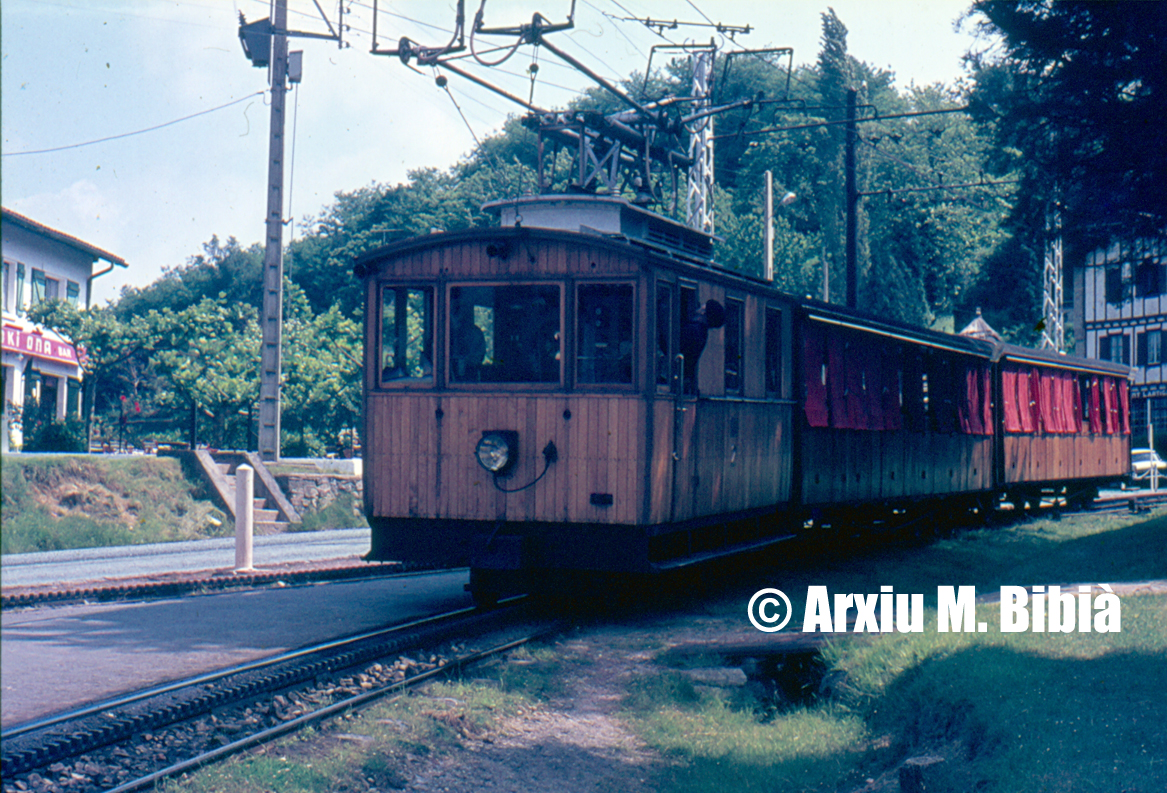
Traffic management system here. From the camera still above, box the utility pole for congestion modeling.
[238,2,340,462]
[686,46,716,234]
[845,88,858,310]
[258,0,288,462]
[764,170,774,281]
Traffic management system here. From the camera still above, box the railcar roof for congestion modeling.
[797,298,997,360]
[352,223,720,279]
[992,341,1131,377]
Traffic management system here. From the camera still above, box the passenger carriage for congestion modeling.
[356,193,1131,602]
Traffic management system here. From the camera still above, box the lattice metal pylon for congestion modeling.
[686,48,715,234]
[1041,214,1065,352]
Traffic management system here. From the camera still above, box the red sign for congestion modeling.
[2,325,80,366]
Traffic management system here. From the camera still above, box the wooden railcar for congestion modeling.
[356,194,1131,601]
[993,344,1130,506]
[356,196,799,597]
[795,304,997,519]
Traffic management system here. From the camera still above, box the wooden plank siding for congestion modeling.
[801,429,993,506]
[365,393,647,525]
[363,227,796,533]
[1003,433,1128,484]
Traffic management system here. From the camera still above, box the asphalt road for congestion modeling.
[0,568,473,729]
[0,528,373,588]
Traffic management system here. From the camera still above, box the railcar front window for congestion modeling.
[724,298,744,393]
[577,283,634,384]
[381,286,433,384]
[450,284,561,383]
[656,283,674,388]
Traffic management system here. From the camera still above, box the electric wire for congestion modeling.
[2,91,266,157]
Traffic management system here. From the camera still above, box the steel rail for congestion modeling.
[1,572,478,742]
[101,623,559,793]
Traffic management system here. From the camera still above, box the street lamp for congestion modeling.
[764,170,797,282]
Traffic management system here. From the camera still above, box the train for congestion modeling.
[355,193,1131,604]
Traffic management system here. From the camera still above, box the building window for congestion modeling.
[2,261,9,312]
[1099,333,1130,365]
[15,263,25,314]
[723,298,744,393]
[30,269,46,306]
[1105,267,1124,304]
[66,281,80,306]
[1137,329,1165,367]
[1135,260,1166,298]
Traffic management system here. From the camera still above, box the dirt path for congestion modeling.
[399,626,671,792]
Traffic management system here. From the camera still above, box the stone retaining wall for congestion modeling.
[276,474,363,517]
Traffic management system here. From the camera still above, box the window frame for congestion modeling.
[764,305,783,397]
[377,282,436,390]
[723,296,745,395]
[574,279,637,390]
[445,280,565,390]
[655,280,675,393]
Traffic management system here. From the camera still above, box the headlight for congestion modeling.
[475,431,518,474]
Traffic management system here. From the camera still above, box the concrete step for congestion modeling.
[255,521,289,535]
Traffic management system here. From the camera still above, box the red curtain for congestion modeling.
[1119,379,1130,434]
[982,367,993,435]
[1037,370,1056,432]
[959,365,984,434]
[1103,377,1118,434]
[1089,377,1103,434]
[1016,369,1036,432]
[1002,368,1022,432]
[1060,373,1080,434]
[802,325,829,427]
[881,348,903,431]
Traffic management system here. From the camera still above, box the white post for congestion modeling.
[764,170,774,282]
[235,464,256,571]
[1150,405,1158,492]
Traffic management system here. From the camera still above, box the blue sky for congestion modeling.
[2,0,991,304]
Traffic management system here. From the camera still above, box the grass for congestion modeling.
[625,509,1167,792]
[2,454,369,553]
[1,454,230,554]
[154,510,1167,792]
[294,492,369,532]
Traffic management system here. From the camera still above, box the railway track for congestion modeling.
[1,600,560,793]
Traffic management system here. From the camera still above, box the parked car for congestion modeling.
[1130,448,1167,486]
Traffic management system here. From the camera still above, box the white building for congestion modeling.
[1073,236,1167,445]
[2,208,127,451]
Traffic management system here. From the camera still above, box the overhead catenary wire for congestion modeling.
[1,91,266,157]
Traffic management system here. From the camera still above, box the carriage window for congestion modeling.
[381,286,433,383]
[450,284,561,383]
[724,299,744,393]
[656,283,674,387]
[577,283,634,384]
[765,307,782,395]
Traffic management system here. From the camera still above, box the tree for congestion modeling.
[151,298,261,449]
[965,1,1167,248]
[27,299,169,450]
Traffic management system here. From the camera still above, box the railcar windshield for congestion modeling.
[380,286,433,384]
[576,283,634,384]
[449,284,561,383]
